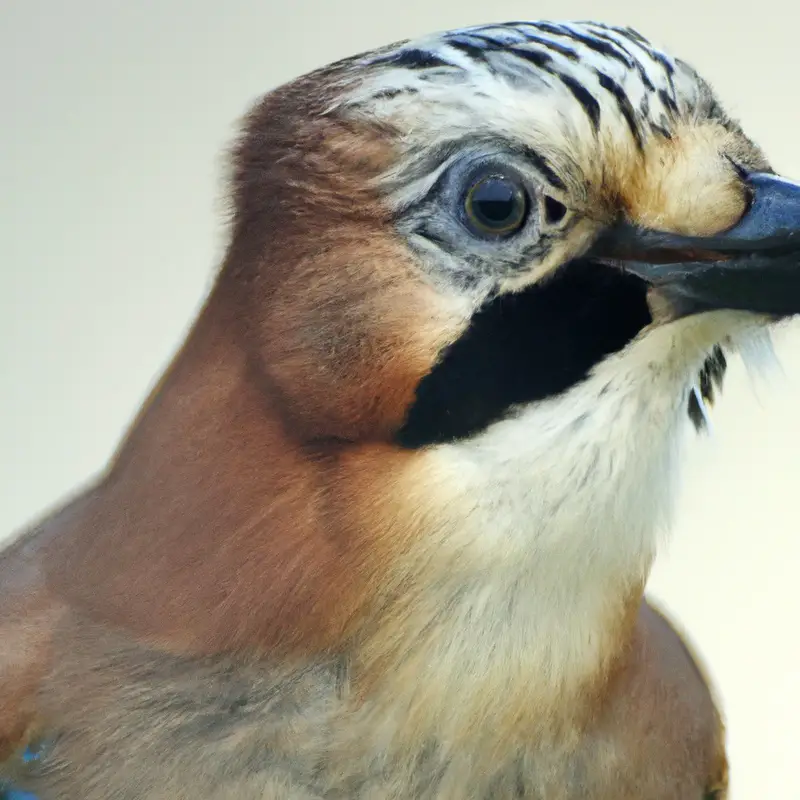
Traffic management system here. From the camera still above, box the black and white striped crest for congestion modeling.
[344,21,708,152]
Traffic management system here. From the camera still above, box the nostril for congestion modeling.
[544,195,567,225]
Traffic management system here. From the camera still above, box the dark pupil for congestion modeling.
[471,177,520,227]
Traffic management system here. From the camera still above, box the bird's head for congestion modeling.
[225,20,798,450]
[50,21,800,724]
[206,22,800,678]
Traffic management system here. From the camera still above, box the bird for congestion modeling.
[3,18,800,799]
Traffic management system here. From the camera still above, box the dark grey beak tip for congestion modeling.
[724,173,800,243]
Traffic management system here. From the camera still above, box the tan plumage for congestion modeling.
[2,19,797,798]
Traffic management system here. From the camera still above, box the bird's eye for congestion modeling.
[463,174,529,238]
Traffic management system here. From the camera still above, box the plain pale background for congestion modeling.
[1,1,798,796]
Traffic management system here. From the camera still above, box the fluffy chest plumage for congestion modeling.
[18,608,723,800]
[14,318,734,800]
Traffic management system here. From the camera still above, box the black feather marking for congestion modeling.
[507,45,553,71]
[608,25,652,47]
[558,73,601,133]
[469,32,520,49]
[706,345,728,391]
[652,123,673,140]
[515,27,581,60]
[651,50,679,103]
[371,87,418,101]
[446,35,493,64]
[375,49,457,70]
[517,144,566,190]
[583,25,657,91]
[687,346,728,430]
[646,45,676,76]
[547,26,636,69]
[658,88,679,115]
[699,362,714,404]
[595,71,643,149]
[639,91,651,119]
[532,22,575,39]
[688,388,706,430]
[503,45,603,138]
[455,25,581,61]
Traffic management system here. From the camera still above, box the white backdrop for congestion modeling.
[1,1,798,796]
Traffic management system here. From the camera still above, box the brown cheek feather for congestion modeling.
[34,313,436,661]
[257,234,464,441]
[222,90,468,442]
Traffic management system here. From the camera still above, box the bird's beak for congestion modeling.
[589,172,800,319]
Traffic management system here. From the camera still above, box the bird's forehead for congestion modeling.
[341,21,700,155]
[332,20,763,235]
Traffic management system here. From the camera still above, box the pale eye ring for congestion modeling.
[463,173,529,238]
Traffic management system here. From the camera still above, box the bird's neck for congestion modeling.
[347,341,694,744]
[45,295,693,740]
[44,296,364,654]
